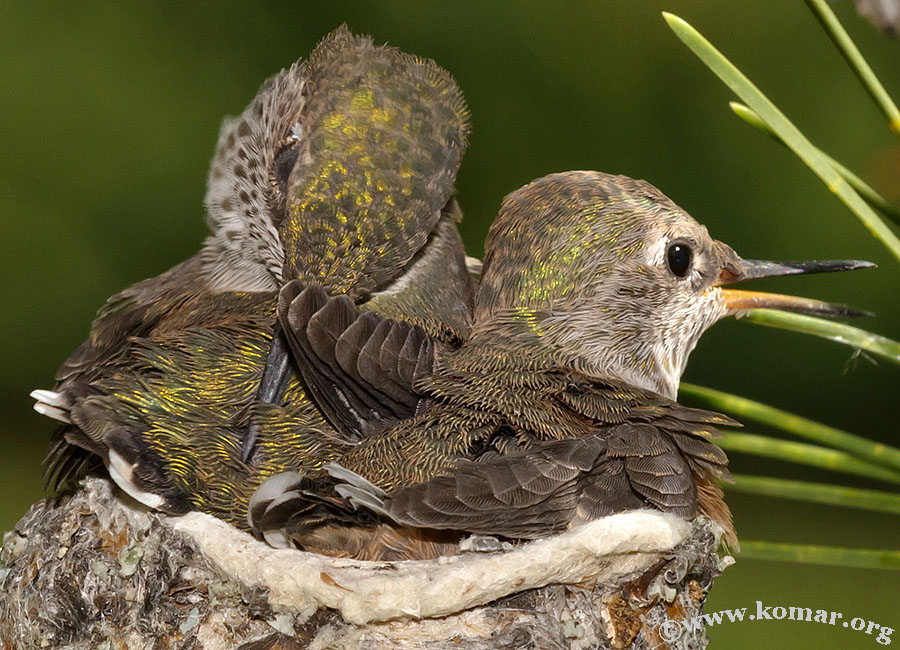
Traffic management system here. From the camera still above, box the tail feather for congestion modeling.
[31,389,72,424]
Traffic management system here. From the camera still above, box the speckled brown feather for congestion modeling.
[280,27,470,296]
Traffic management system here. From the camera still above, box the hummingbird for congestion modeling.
[31,27,475,543]
[249,170,873,558]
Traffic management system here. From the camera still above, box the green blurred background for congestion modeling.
[2,2,897,647]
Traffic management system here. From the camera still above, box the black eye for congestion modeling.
[667,243,692,277]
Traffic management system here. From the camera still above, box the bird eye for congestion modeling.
[666,243,692,277]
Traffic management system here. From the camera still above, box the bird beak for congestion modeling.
[715,259,875,318]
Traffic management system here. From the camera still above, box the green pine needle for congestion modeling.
[729,102,900,226]
[804,0,900,138]
[718,432,900,485]
[662,12,900,263]
[726,474,900,515]
[738,541,900,570]
[680,383,900,472]
[740,308,900,368]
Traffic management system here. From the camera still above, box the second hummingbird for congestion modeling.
[250,170,874,558]
[31,27,475,549]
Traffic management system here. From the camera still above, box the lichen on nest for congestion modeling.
[0,478,727,649]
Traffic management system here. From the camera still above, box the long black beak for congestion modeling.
[716,258,875,318]
[738,259,875,281]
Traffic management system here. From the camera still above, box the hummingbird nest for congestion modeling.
[0,479,728,649]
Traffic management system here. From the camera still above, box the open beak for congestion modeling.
[716,259,875,318]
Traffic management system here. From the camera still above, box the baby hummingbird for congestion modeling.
[253,170,873,557]
[31,27,475,539]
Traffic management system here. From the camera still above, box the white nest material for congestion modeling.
[173,509,691,625]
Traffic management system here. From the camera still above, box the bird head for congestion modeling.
[471,171,872,398]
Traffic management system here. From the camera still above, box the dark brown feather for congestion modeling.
[280,283,368,438]
[310,359,738,541]
[278,282,436,439]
